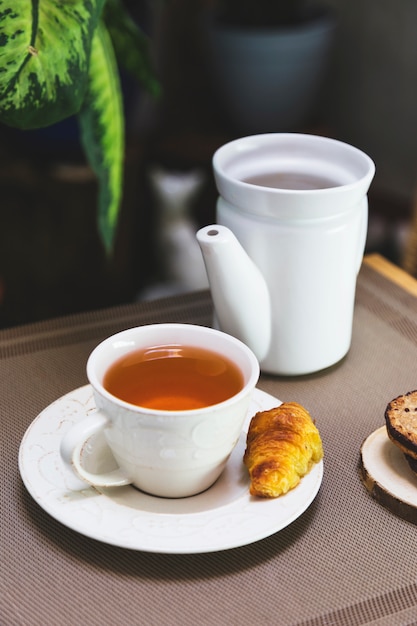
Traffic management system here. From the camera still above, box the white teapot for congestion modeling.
[197,134,375,376]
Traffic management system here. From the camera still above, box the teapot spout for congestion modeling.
[197,225,271,362]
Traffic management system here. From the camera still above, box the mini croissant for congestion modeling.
[243,402,323,498]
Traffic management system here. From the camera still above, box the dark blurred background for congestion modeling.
[0,0,415,328]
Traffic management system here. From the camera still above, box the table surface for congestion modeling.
[3,254,417,626]
[363,253,417,296]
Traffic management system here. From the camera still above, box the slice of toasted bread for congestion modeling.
[385,390,417,461]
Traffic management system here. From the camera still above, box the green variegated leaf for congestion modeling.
[104,0,161,98]
[0,0,106,129]
[78,20,124,253]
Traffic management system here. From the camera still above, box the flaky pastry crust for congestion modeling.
[243,402,323,498]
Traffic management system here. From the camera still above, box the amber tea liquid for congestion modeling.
[103,344,244,411]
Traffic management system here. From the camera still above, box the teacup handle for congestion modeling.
[60,412,131,488]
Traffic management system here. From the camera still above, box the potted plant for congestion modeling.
[0,0,160,253]
[203,0,336,134]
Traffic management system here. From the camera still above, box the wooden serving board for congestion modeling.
[360,426,417,523]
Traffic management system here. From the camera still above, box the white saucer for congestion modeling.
[19,385,323,553]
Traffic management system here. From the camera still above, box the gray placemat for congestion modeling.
[2,268,417,625]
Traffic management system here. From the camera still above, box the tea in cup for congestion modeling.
[60,323,260,498]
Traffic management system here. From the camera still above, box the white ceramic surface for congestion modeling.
[197,133,375,375]
[60,324,260,498]
[19,385,323,554]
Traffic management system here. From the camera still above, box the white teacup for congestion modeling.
[60,324,259,498]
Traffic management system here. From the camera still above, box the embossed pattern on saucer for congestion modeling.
[19,385,323,553]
